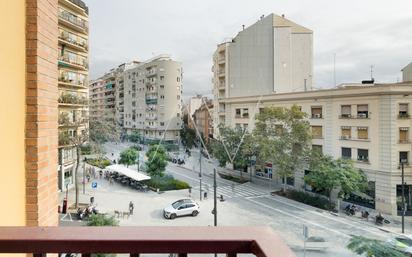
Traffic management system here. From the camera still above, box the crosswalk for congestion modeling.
[193,182,268,199]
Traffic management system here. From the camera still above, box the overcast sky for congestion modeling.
[84,0,412,100]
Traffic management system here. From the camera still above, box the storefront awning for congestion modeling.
[106,164,151,181]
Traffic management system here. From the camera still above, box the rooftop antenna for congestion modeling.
[242,24,245,30]
[370,65,374,80]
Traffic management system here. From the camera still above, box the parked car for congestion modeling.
[387,235,412,256]
[163,199,199,219]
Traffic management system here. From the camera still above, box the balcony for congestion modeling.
[146,98,158,105]
[146,69,157,77]
[58,54,88,70]
[399,139,410,144]
[339,114,351,119]
[58,113,87,127]
[398,113,410,119]
[0,226,293,257]
[58,8,88,33]
[58,93,88,107]
[311,113,322,119]
[58,73,87,89]
[58,32,88,53]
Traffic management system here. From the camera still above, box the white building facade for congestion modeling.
[122,55,183,143]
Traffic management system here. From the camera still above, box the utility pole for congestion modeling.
[82,160,86,194]
[199,148,202,201]
[213,168,217,226]
[401,161,405,233]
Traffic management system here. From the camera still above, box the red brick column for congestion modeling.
[26,0,59,226]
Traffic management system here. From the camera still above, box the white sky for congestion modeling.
[84,0,412,99]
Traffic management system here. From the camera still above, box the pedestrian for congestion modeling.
[204,191,207,199]
[188,187,192,198]
[129,201,134,215]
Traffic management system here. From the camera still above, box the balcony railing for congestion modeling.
[146,98,158,105]
[0,226,294,257]
[59,8,88,31]
[59,94,88,106]
[59,31,88,51]
[398,113,410,119]
[59,54,88,70]
[59,73,87,88]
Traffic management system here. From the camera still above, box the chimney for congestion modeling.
[242,24,245,30]
[281,14,285,18]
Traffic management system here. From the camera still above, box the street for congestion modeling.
[59,142,409,257]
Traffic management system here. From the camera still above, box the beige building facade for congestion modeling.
[221,83,412,215]
[403,63,412,82]
[57,0,89,191]
[212,13,313,137]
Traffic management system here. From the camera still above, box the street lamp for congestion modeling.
[400,159,407,233]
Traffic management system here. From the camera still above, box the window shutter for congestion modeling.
[341,105,351,114]
[400,104,408,112]
[357,105,368,112]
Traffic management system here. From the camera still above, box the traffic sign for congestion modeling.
[92,182,97,189]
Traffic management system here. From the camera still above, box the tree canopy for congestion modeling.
[253,105,312,190]
[119,148,138,167]
[145,144,168,177]
[347,235,408,257]
[180,126,196,148]
[128,129,141,143]
[306,152,368,200]
[89,120,120,144]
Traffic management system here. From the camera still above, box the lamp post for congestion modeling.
[199,148,202,201]
[401,160,406,233]
[213,168,217,226]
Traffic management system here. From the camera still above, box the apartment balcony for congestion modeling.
[58,115,87,127]
[58,8,88,33]
[0,226,293,256]
[58,55,88,71]
[399,139,410,144]
[218,56,225,64]
[58,93,88,107]
[146,69,157,77]
[58,33,88,53]
[218,70,225,77]
[398,113,410,119]
[58,74,87,89]
[311,114,322,119]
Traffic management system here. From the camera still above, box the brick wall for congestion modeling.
[26,0,59,226]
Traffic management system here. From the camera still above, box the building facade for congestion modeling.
[57,0,89,191]
[403,63,412,82]
[212,13,313,137]
[122,55,183,143]
[221,83,412,215]
[193,99,214,142]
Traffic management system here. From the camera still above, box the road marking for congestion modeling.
[260,195,389,238]
[245,197,351,238]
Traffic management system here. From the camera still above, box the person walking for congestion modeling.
[188,187,192,198]
[129,201,134,215]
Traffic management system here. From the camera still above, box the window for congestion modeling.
[357,149,369,162]
[160,95,165,99]
[341,126,351,139]
[342,147,352,159]
[311,126,323,139]
[312,145,323,153]
[357,104,368,118]
[177,95,180,100]
[160,85,164,89]
[235,109,241,118]
[160,76,164,81]
[400,151,409,164]
[132,101,136,107]
[311,106,322,118]
[400,128,409,143]
[357,127,368,139]
[177,77,180,82]
[341,105,351,118]
[242,108,249,118]
[160,122,165,126]
[399,103,409,118]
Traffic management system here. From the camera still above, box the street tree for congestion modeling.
[89,119,120,144]
[210,125,249,171]
[253,105,312,191]
[119,148,138,167]
[180,126,196,148]
[306,152,367,202]
[128,129,141,143]
[87,213,119,257]
[145,144,168,177]
[347,235,408,257]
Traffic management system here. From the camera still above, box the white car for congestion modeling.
[163,199,200,219]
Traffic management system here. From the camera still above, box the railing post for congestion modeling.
[227,253,237,257]
[130,254,140,257]
[33,254,46,257]
[178,254,187,257]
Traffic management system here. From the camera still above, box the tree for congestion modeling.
[210,125,249,171]
[253,105,312,191]
[87,214,119,257]
[347,235,408,257]
[129,129,141,143]
[306,152,368,201]
[119,148,138,167]
[145,144,168,177]
[180,126,196,148]
[89,119,119,144]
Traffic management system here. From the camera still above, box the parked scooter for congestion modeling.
[77,205,98,220]
[344,204,357,216]
[375,212,390,225]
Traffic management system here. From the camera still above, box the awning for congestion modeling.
[106,164,151,181]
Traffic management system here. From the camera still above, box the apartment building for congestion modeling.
[57,0,89,191]
[122,55,183,143]
[403,63,412,82]
[193,99,214,142]
[212,13,313,136]
[187,95,207,128]
[221,82,412,215]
